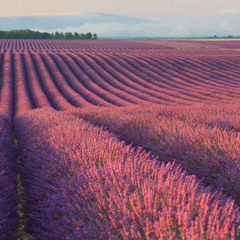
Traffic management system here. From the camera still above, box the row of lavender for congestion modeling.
[72,52,240,101]
[1,39,240,50]
[19,50,240,111]
[16,50,240,107]
[181,40,240,49]
[15,108,240,239]
[69,103,240,204]
[0,39,173,50]
[0,52,18,240]
[1,50,240,118]
[0,113,18,239]
[1,48,239,56]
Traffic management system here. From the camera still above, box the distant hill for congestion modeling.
[0,12,152,31]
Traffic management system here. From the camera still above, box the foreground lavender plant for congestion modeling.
[69,103,240,204]
[15,109,240,240]
[0,113,18,239]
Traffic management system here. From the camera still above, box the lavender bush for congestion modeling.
[15,109,240,239]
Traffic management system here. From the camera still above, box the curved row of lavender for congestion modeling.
[70,103,240,204]
[15,109,240,240]
[1,39,240,116]
[2,49,240,116]
[0,113,18,239]
[0,51,14,116]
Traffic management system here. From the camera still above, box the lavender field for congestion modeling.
[0,39,240,239]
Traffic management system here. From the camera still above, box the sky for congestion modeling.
[1,0,240,37]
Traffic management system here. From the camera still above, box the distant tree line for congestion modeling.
[0,29,97,39]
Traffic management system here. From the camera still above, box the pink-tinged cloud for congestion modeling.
[220,9,240,13]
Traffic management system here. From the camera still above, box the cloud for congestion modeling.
[35,13,240,38]
[2,11,240,38]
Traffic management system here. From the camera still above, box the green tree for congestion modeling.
[65,32,73,39]
[73,32,79,39]
[86,32,92,39]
